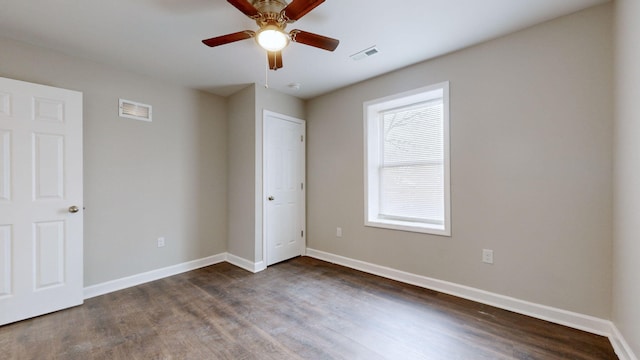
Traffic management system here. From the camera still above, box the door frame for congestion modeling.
[262,110,306,266]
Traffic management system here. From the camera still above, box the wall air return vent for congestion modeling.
[350,46,379,61]
[119,99,152,122]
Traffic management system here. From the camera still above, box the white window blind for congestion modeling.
[379,99,444,225]
[364,82,450,236]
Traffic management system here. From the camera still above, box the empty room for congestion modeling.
[0,0,638,359]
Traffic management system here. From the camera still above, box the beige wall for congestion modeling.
[0,36,228,286]
[227,84,305,263]
[227,85,257,261]
[306,5,613,318]
[613,0,640,356]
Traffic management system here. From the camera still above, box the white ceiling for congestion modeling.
[0,0,608,99]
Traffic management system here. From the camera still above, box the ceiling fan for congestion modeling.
[202,0,339,70]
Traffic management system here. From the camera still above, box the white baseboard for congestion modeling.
[305,248,636,360]
[226,253,266,273]
[84,253,266,300]
[83,253,226,299]
[610,324,639,360]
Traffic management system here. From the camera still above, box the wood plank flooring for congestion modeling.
[0,257,617,359]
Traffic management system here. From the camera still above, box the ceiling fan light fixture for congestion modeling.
[203,0,339,70]
[256,25,289,51]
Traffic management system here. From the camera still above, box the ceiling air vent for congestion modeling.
[119,99,152,122]
[350,46,379,61]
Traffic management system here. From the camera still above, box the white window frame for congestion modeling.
[364,82,451,236]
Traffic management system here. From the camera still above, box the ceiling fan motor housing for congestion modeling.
[252,0,291,29]
[252,0,289,14]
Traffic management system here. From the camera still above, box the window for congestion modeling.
[364,82,450,236]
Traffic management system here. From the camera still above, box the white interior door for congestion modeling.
[264,111,305,266]
[0,77,83,325]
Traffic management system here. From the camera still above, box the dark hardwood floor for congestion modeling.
[0,257,617,359]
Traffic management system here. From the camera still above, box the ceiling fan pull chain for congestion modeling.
[265,53,269,88]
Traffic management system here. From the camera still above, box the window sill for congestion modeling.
[365,218,451,237]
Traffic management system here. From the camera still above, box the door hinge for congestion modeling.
[301,135,304,142]
[301,182,304,190]
[301,230,304,237]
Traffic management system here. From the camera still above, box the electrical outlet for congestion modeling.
[157,237,166,248]
[336,227,342,237]
[482,249,494,264]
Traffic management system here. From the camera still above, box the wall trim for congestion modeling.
[226,253,265,273]
[610,324,639,360]
[83,253,226,299]
[84,253,267,299]
[305,248,635,360]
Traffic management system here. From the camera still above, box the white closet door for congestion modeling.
[0,77,83,325]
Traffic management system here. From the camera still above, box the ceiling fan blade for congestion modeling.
[267,51,283,70]
[290,30,339,51]
[227,0,260,18]
[282,0,325,21]
[202,31,255,47]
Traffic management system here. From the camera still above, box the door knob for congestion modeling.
[268,196,275,201]
[68,205,80,213]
